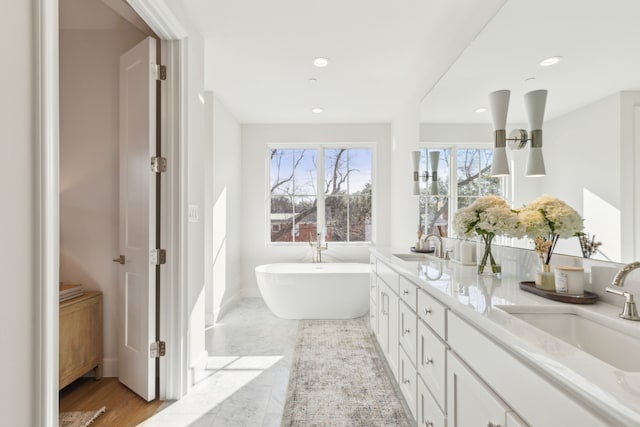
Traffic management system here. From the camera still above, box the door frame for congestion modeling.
[36,1,189,425]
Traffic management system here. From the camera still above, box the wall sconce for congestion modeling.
[411,150,440,195]
[489,89,547,177]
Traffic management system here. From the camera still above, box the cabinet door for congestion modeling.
[369,297,378,335]
[418,376,446,427]
[399,346,417,419]
[448,352,508,427]
[387,285,399,379]
[377,280,388,352]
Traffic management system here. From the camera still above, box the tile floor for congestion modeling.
[139,298,299,427]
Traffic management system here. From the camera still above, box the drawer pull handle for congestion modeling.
[404,328,411,335]
[487,423,501,427]
[423,308,432,315]
[425,422,433,427]
[424,357,433,365]
[403,378,410,384]
[402,290,409,295]
[370,314,375,319]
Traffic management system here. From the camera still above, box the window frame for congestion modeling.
[266,142,376,246]
[419,142,507,237]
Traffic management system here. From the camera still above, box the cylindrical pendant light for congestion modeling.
[411,150,421,196]
[524,90,547,177]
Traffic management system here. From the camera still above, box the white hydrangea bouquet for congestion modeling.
[517,194,584,267]
[453,195,522,275]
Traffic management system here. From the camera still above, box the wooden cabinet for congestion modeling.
[59,291,103,389]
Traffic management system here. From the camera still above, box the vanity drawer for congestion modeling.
[399,301,417,365]
[377,260,399,294]
[399,276,418,311]
[418,319,447,411]
[400,346,418,420]
[418,375,446,427]
[418,290,447,339]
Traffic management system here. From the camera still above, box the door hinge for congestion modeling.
[150,341,166,358]
[152,64,167,81]
[150,249,166,265]
[151,156,167,173]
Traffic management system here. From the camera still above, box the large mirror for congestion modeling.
[419,0,640,263]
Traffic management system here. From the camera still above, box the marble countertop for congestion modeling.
[372,248,640,426]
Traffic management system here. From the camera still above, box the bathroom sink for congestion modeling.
[393,253,430,262]
[498,305,640,372]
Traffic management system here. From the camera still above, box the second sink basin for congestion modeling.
[498,305,640,372]
[393,253,430,262]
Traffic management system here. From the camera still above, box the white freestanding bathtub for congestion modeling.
[255,263,370,319]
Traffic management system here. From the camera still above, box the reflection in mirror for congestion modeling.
[418,0,640,263]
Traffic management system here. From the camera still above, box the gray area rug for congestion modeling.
[59,406,105,427]
[282,319,411,426]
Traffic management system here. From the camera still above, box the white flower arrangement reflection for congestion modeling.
[453,195,522,275]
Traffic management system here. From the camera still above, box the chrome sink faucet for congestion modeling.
[423,234,444,258]
[606,261,640,321]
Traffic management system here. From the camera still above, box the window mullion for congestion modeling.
[450,146,458,237]
[317,147,326,240]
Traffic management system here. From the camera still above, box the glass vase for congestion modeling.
[476,234,501,276]
[535,263,556,291]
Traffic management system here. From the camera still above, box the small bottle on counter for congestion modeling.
[535,264,555,291]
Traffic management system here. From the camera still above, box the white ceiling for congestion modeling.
[420,0,640,124]
[182,0,507,124]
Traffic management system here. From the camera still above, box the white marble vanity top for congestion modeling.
[372,248,640,426]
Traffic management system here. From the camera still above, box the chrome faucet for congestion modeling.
[605,261,640,321]
[423,234,444,258]
[309,232,328,263]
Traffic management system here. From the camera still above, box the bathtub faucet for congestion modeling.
[309,232,328,263]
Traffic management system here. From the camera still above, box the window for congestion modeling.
[269,146,373,243]
[418,146,504,236]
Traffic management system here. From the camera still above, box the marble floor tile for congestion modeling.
[140,297,298,426]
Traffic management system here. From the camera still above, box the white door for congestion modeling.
[117,36,158,401]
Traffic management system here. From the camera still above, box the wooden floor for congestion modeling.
[59,378,165,427]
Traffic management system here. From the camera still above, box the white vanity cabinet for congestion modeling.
[448,312,609,427]
[447,352,516,427]
[370,252,624,427]
[377,277,399,378]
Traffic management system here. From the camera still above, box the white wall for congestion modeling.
[390,104,421,248]
[240,124,391,293]
[0,1,37,424]
[542,93,621,260]
[204,93,242,324]
[59,28,147,377]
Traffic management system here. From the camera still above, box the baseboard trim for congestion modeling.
[239,287,262,298]
[190,350,210,385]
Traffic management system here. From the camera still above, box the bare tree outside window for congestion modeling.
[420,147,502,236]
[269,147,372,243]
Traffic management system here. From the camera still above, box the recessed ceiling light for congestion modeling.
[475,107,487,113]
[525,77,537,82]
[308,78,318,83]
[313,57,329,67]
[539,56,562,67]
[311,107,323,114]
